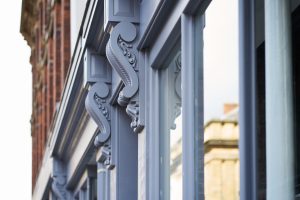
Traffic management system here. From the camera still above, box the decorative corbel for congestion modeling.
[84,48,112,149]
[52,175,67,200]
[106,22,138,106]
[84,49,114,169]
[170,52,182,130]
[86,86,114,170]
[106,22,144,133]
[85,82,114,169]
[51,159,69,200]
[85,82,111,147]
[96,142,114,169]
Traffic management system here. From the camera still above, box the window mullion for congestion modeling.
[181,13,205,200]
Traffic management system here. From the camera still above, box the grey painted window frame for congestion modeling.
[72,166,97,200]
[146,1,210,199]
[239,0,258,199]
[181,12,206,200]
[32,1,212,199]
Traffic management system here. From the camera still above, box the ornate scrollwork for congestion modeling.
[98,143,114,170]
[106,22,144,133]
[171,52,182,130]
[51,175,67,200]
[106,22,139,106]
[175,53,182,98]
[171,103,182,130]
[85,82,111,147]
[126,99,143,133]
[94,93,110,120]
[117,36,137,71]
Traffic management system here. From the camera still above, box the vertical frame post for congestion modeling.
[239,0,257,199]
[181,13,205,200]
[265,0,294,199]
[97,163,109,200]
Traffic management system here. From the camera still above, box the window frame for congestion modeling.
[145,1,209,199]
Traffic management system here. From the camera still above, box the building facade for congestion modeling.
[20,0,71,189]
[204,106,239,200]
[20,0,300,199]
[169,104,239,200]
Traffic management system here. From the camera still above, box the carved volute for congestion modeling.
[106,22,144,133]
[85,82,111,147]
[51,159,69,200]
[170,52,182,130]
[51,175,67,200]
[84,50,114,169]
[96,143,114,170]
[86,82,114,169]
[106,22,139,106]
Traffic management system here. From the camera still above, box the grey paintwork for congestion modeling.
[181,12,206,200]
[265,0,294,199]
[52,159,71,200]
[239,0,258,199]
[106,21,144,133]
[33,0,212,199]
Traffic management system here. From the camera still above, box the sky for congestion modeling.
[204,0,239,122]
[0,0,238,199]
[0,1,32,199]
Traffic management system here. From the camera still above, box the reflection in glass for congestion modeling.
[159,51,182,200]
[203,0,239,199]
[170,113,182,200]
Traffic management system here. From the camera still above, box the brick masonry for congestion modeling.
[22,0,70,189]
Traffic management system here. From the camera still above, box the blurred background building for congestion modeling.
[21,0,71,188]
[170,104,239,200]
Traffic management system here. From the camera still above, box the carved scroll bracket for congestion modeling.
[170,52,182,130]
[106,22,144,133]
[85,82,111,147]
[96,142,114,170]
[51,159,69,200]
[52,175,67,200]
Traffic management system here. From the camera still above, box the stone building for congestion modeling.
[20,0,300,199]
[203,105,239,200]
[170,104,239,200]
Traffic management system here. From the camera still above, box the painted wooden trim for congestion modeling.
[66,118,98,189]
[104,0,140,32]
[50,0,108,159]
[265,0,294,199]
[137,0,178,50]
[239,0,258,199]
[181,13,205,200]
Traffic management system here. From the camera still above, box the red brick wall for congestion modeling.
[61,0,70,86]
[53,2,62,104]
[29,0,70,189]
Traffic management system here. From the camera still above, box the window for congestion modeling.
[159,50,182,200]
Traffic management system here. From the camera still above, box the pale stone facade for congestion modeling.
[204,118,239,200]
[170,106,239,200]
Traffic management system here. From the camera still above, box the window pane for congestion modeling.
[170,111,182,200]
[203,0,239,199]
[292,2,300,197]
[159,51,182,200]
